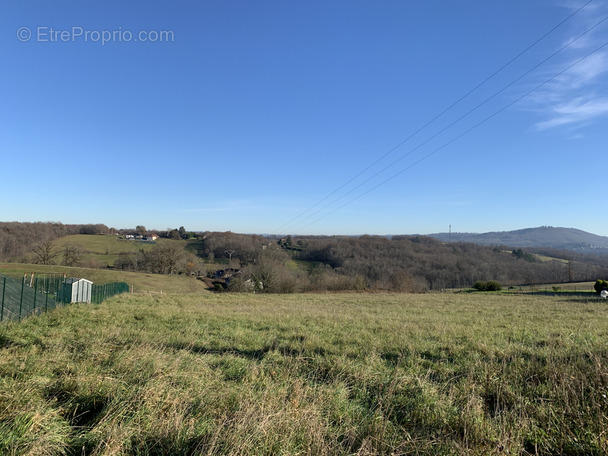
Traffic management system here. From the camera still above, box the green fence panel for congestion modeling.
[0,273,129,323]
[91,282,129,305]
[0,274,55,322]
[0,276,5,322]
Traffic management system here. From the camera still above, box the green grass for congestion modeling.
[534,254,569,264]
[450,282,597,296]
[29,234,205,269]
[41,235,193,268]
[285,259,301,271]
[1,292,607,455]
[504,282,596,294]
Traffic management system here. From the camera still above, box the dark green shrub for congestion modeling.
[473,281,485,291]
[512,248,538,262]
[485,281,502,291]
[473,281,502,292]
[594,279,608,294]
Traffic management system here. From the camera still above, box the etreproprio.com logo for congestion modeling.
[17,26,174,45]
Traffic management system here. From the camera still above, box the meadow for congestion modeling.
[0,263,209,295]
[0,292,607,455]
[36,235,203,269]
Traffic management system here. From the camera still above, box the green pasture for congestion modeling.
[0,263,209,294]
[504,281,596,294]
[1,292,607,455]
[27,234,205,268]
[534,254,569,264]
[40,235,194,268]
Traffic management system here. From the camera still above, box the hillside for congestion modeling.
[0,263,210,294]
[428,226,608,253]
[3,223,608,293]
[46,234,159,267]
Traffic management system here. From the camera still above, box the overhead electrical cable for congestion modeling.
[282,12,608,233]
[272,0,594,234]
[293,36,608,233]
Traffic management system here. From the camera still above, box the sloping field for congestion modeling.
[42,235,186,268]
[26,234,203,269]
[0,263,209,294]
[0,292,607,455]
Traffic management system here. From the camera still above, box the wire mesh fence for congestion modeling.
[91,281,130,304]
[0,273,129,323]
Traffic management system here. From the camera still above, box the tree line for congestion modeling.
[2,223,608,293]
[114,243,204,276]
[0,222,111,262]
[292,235,593,290]
[200,232,608,293]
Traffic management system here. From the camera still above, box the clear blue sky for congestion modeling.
[2,1,607,236]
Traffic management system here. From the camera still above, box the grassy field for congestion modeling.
[1,292,607,455]
[43,235,154,267]
[446,282,597,295]
[0,263,210,294]
[506,282,596,294]
[39,235,200,268]
[26,234,206,269]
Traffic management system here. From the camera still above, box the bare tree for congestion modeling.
[33,241,58,265]
[146,243,184,274]
[62,244,85,267]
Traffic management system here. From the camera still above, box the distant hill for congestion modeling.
[427,227,608,254]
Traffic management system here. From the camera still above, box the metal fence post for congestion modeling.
[33,277,38,315]
[19,275,25,321]
[1,276,6,322]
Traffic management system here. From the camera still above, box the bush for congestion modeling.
[486,281,502,291]
[594,279,608,294]
[473,281,502,292]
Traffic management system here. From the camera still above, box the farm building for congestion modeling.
[59,278,93,303]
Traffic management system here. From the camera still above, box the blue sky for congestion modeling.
[2,1,608,236]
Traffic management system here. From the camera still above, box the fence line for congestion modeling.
[0,273,129,323]
[91,281,130,304]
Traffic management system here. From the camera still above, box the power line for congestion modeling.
[293,37,608,233]
[283,12,608,233]
[272,0,594,234]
